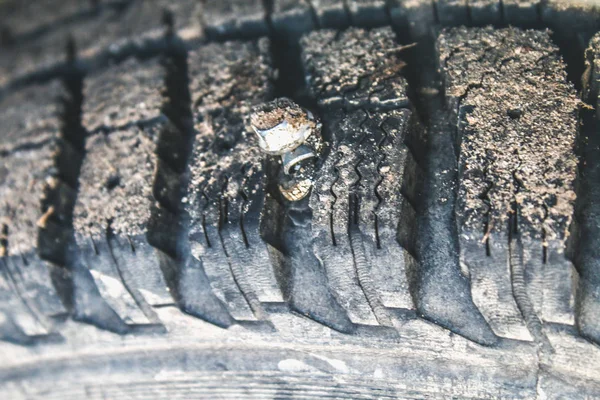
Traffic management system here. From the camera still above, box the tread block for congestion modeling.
[310,110,380,326]
[145,34,236,328]
[0,80,62,152]
[308,0,350,29]
[387,0,540,35]
[469,0,502,25]
[0,147,55,257]
[186,39,279,322]
[104,0,200,37]
[277,198,357,333]
[573,33,600,345]
[435,0,469,25]
[310,108,420,323]
[301,28,409,111]
[302,27,423,328]
[0,0,88,39]
[82,58,165,133]
[0,259,50,340]
[0,85,69,325]
[0,6,114,86]
[272,0,317,38]
[0,0,200,86]
[346,0,389,27]
[3,254,67,319]
[440,27,579,341]
[200,0,268,40]
[74,59,175,327]
[74,128,173,324]
[36,59,135,334]
[542,0,600,35]
[77,234,151,326]
[503,1,540,26]
[542,1,600,87]
[0,309,36,345]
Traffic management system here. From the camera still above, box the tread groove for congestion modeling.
[509,207,552,353]
[1,7,600,399]
[238,164,252,249]
[397,27,499,345]
[0,0,597,104]
[572,34,600,346]
[106,222,163,327]
[373,119,389,250]
[219,177,266,320]
[1,0,132,47]
[348,193,393,327]
[145,16,234,328]
[329,155,342,247]
[35,39,129,334]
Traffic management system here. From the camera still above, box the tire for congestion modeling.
[1,1,600,398]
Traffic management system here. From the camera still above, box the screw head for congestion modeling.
[249,98,320,155]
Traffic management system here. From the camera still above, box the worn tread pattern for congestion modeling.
[2,0,599,100]
[440,27,580,347]
[36,43,130,334]
[1,2,600,399]
[0,0,200,87]
[144,24,240,329]
[73,56,172,329]
[184,39,279,325]
[299,28,422,331]
[0,77,71,343]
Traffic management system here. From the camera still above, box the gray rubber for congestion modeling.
[575,32,600,347]
[442,26,579,348]
[1,1,600,398]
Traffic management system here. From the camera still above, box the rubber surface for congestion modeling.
[1,0,600,398]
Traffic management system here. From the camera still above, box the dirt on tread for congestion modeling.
[1,1,600,399]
